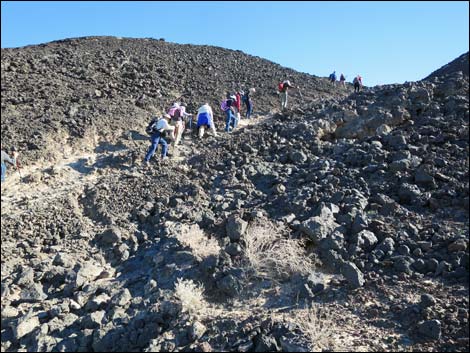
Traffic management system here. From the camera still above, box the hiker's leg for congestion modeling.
[281,92,287,109]
[199,126,205,138]
[160,138,168,158]
[175,121,183,145]
[1,162,6,182]
[210,123,217,136]
[144,133,160,162]
[233,112,239,129]
[225,110,232,132]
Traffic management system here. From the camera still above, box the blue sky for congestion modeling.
[1,1,469,86]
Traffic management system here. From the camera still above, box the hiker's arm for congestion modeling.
[2,152,16,166]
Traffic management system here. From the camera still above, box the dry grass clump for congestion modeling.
[175,224,221,260]
[242,220,316,281]
[174,278,207,318]
[282,304,336,351]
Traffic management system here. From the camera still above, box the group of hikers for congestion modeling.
[143,88,256,166]
[1,74,366,180]
[329,71,363,92]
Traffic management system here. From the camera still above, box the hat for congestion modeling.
[230,95,236,100]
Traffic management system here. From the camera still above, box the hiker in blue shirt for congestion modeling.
[329,71,337,84]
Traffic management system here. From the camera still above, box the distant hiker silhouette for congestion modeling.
[353,75,363,92]
[329,71,337,83]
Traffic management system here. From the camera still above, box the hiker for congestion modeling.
[353,75,363,92]
[339,73,346,87]
[221,95,238,132]
[242,89,254,119]
[278,80,296,110]
[1,147,18,183]
[329,71,337,84]
[179,103,194,131]
[143,114,175,165]
[168,103,192,145]
[235,91,242,122]
[196,103,218,138]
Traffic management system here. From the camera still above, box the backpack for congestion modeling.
[220,99,229,112]
[168,106,182,120]
[173,108,181,120]
[278,82,284,92]
[145,119,158,135]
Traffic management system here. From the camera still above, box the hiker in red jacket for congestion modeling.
[235,91,242,121]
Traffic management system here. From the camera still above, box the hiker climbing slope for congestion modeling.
[143,114,175,166]
[329,71,337,84]
[278,80,296,110]
[221,95,238,132]
[1,147,19,183]
[196,103,218,138]
[353,75,363,92]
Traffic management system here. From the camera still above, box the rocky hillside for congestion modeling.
[424,51,469,80]
[1,38,468,353]
[1,36,343,165]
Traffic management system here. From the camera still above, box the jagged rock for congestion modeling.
[448,239,467,252]
[417,319,442,340]
[98,226,122,246]
[82,310,106,329]
[20,283,48,302]
[299,208,339,243]
[226,216,248,241]
[253,334,280,352]
[419,294,437,308]
[12,311,40,340]
[354,230,378,250]
[111,288,132,307]
[341,262,365,288]
[188,321,207,342]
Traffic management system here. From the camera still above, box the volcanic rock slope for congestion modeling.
[425,51,469,81]
[1,37,469,352]
[1,36,338,164]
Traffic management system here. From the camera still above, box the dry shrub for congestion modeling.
[285,304,335,351]
[242,220,315,281]
[174,278,206,317]
[175,224,221,260]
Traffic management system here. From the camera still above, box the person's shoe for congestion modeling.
[142,160,150,168]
